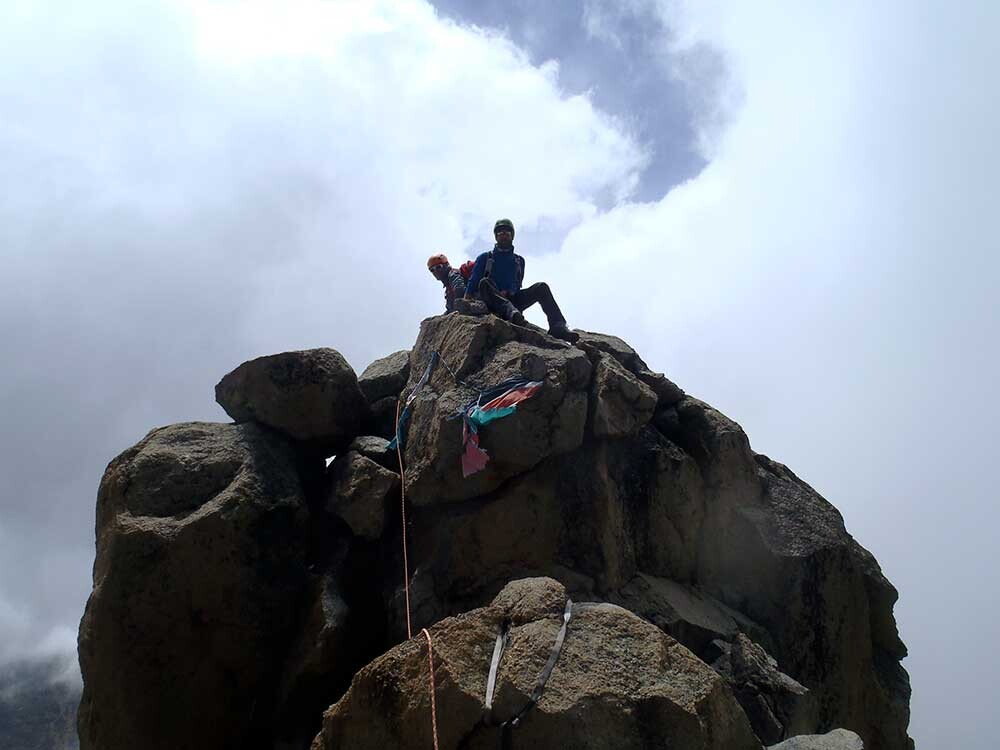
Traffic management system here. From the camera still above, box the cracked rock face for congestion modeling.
[79,313,912,750]
[589,351,658,437]
[710,632,814,745]
[325,451,399,540]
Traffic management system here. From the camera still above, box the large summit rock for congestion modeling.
[79,313,912,750]
[77,422,314,750]
[312,578,760,750]
[215,348,368,455]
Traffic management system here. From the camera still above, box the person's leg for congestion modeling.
[510,282,564,322]
[510,282,577,341]
[478,278,522,323]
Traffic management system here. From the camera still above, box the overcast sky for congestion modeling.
[1,1,997,746]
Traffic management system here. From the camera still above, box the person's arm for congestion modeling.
[448,272,466,310]
[449,270,467,298]
[465,254,486,298]
[515,254,525,292]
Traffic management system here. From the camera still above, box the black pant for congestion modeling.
[478,278,567,327]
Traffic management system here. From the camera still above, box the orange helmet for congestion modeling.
[427,253,449,269]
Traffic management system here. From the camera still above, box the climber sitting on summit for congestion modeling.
[427,253,467,313]
[464,218,579,343]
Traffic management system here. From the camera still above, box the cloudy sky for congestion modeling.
[1,0,997,745]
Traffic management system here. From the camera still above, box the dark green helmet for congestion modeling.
[493,218,515,236]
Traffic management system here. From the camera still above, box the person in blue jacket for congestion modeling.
[463,218,579,343]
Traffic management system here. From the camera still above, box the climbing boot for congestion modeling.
[548,322,579,343]
[509,310,526,326]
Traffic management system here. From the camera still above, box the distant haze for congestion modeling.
[0,2,997,747]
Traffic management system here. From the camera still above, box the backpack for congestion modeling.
[459,260,476,281]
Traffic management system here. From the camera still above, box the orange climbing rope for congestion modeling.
[394,355,450,748]
[422,628,441,750]
[395,398,413,640]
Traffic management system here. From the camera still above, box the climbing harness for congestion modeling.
[483,598,574,749]
[480,249,525,289]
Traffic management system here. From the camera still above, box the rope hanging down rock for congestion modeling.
[393,350,544,638]
[395,397,412,640]
[392,352,441,639]
[391,350,550,750]
[393,354,446,747]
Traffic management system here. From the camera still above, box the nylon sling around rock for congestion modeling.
[483,628,508,726]
[480,598,574,749]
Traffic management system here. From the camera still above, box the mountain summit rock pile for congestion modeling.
[78,313,912,749]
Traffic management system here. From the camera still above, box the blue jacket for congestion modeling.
[467,246,525,295]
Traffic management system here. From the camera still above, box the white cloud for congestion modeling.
[5,0,644,362]
[2,2,997,746]
[0,0,644,667]
[0,585,78,676]
[582,0,740,158]
[0,598,31,650]
[536,3,1000,748]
